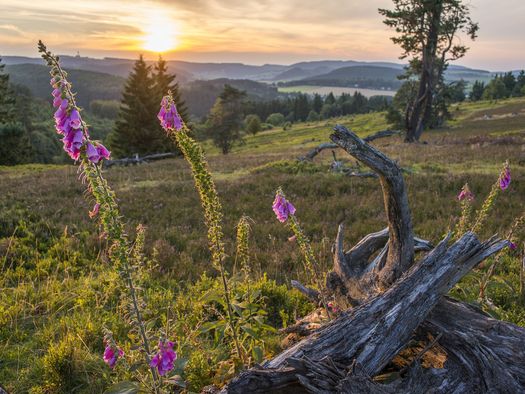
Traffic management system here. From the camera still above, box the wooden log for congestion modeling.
[223,234,507,393]
[104,152,176,168]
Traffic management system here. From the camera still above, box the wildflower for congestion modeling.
[508,241,517,250]
[288,235,297,242]
[158,95,183,132]
[96,143,111,160]
[86,142,100,163]
[89,203,100,218]
[327,301,339,314]
[499,162,511,190]
[103,343,124,369]
[150,340,177,376]
[272,190,296,223]
[457,184,474,202]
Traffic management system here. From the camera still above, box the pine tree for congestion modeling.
[153,56,189,123]
[0,57,15,124]
[109,55,169,157]
[206,85,246,154]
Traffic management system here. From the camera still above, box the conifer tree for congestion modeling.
[206,85,246,154]
[0,57,15,124]
[109,55,169,157]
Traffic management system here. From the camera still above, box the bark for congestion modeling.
[406,1,443,142]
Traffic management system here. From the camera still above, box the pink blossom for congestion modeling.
[89,203,100,218]
[158,96,183,132]
[457,184,474,202]
[103,344,124,369]
[150,340,177,376]
[499,163,511,191]
[272,191,296,223]
[86,142,101,163]
[96,144,111,160]
[327,301,339,314]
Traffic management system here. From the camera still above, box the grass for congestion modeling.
[2,97,525,392]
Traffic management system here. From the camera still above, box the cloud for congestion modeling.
[0,0,523,69]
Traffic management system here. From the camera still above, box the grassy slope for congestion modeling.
[2,97,525,392]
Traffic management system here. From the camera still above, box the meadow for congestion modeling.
[277,85,396,97]
[2,96,525,392]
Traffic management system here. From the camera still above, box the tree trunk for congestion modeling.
[219,125,523,394]
[406,1,443,142]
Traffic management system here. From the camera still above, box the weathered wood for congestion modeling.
[223,234,507,393]
[331,125,414,289]
[299,130,400,162]
[291,280,320,303]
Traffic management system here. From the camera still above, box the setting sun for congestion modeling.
[143,12,179,53]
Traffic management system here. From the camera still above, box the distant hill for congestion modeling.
[6,64,125,107]
[283,65,404,90]
[3,55,494,83]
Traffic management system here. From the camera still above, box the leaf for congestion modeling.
[201,289,223,304]
[104,381,140,394]
[252,346,263,363]
[199,320,221,333]
[241,325,260,339]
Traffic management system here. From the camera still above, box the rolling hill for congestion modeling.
[283,65,404,90]
[6,63,126,107]
[3,55,494,84]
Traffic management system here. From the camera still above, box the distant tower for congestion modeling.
[75,51,80,58]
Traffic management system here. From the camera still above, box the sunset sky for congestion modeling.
[1,0,524,70]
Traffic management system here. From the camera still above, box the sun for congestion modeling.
[143,12,179,53]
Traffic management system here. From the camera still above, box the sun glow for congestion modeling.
[142,12,179,53]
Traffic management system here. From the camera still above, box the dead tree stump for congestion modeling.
[221,125,524,394]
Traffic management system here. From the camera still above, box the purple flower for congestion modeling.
[499,162,511,191]
[63,129,84,160]
[96,144,111,160]
[457,184,474,202]
[89,203,100,218]
[103,344,124,369]
[508,241,517,250]
[158,96,183,132]
[327,301,339,314]
[272,191,296,223]
[150,340,177,376]
[69,108,82,130]
[86,142,101,163]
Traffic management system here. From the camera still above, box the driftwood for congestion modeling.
[103,152,176,168]
[220,125,525,394]
[299,129,400,162]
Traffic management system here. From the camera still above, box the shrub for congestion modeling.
[265,112,285,126]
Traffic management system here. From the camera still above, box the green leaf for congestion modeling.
[241,325,260,339]
[252,346,263,363]
[201,289,223,304]
[104,381,140,394]
[199,320,221,333]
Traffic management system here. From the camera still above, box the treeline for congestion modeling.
[470,71,525,101]
[243,92,392,124]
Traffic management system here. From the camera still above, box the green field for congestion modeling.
[2,97,525,392]
[278,85,396,97]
